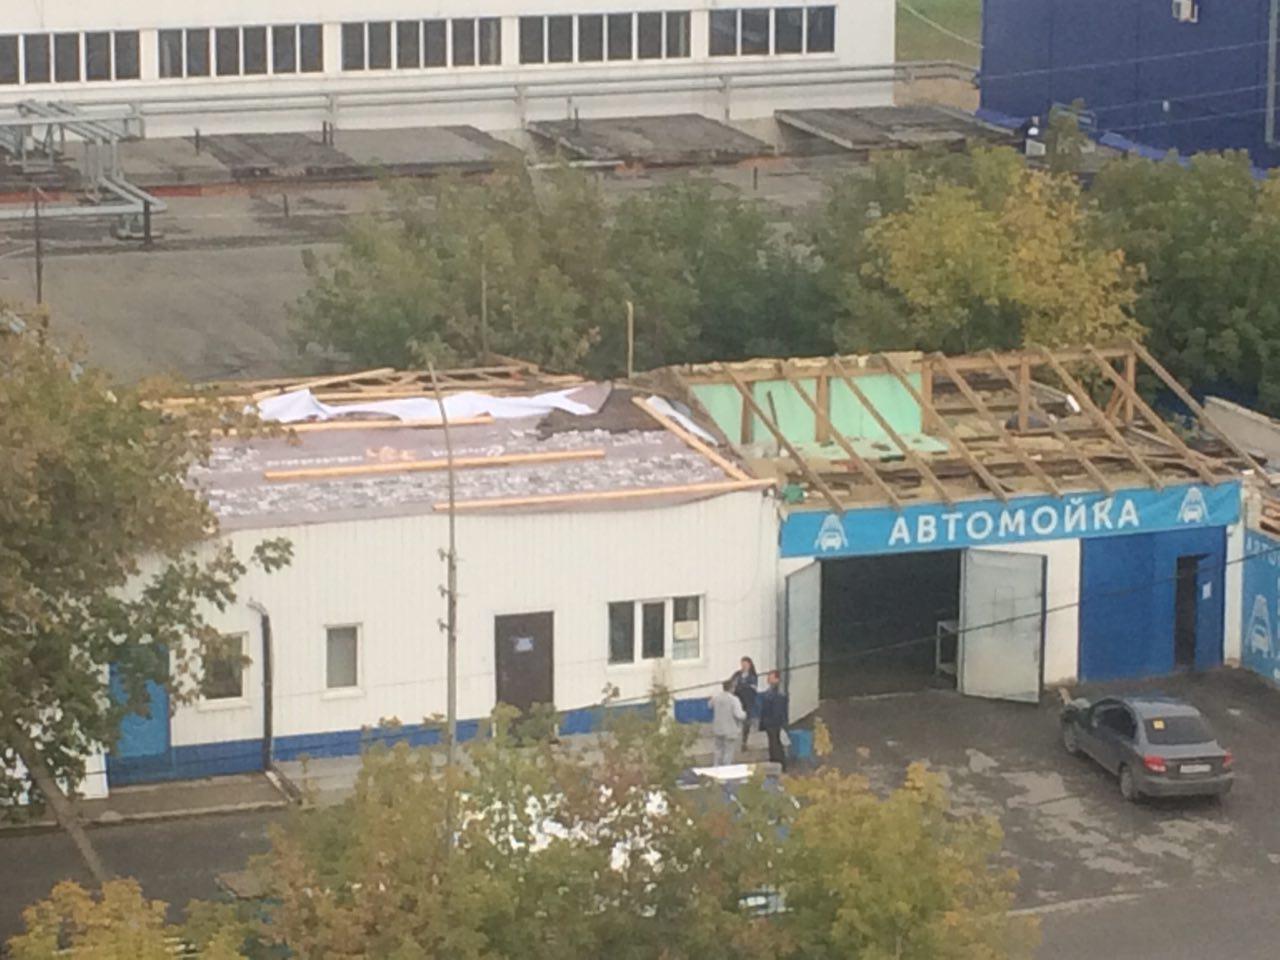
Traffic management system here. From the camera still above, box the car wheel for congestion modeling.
[1062,723,1080,756]
[1118,764,1140,803]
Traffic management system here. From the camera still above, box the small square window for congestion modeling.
[114,31,140,79]
[453,19,476,66]
[579,15,604,62]
[740,9,770,55]
[642,601,665,659]
[666,12,691,58]
[243,26,268,75]
[479,18,502,65]
[368,21,392,70]
[609,601,635,665]
[215,27,240,76]
[672,596,701,661]
[158,30,184,79]
[709,10,738,57]
[342,23,366,71]
[0,36,18,85]
[186,29,211,77]
[204,634,246,701]
[326,625,360,689]
[775,8,804,54]
[85,32,111,82]
[273,25,298,74]
[520,16,545,65]
[424,20,447,67]
[607,13,633,60]
[300,24,324,72]
[54,33,80,83]
[548,16,574,63]
[24,35,51,84]
[397,21,421,69]
[807,6,837,53]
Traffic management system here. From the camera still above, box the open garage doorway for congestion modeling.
[820,551,962,698]
[786,547,1046,719]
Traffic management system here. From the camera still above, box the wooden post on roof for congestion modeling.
[828,356,952,506]
[920,357,935,431]
[777,362,903,508]
[1018,354,1031,432]
[723,366,846,514]
[1123,351,1137,425]
[815,372,831,444]
[876,353,1010,502]
[983,350,1114,495]
[931,352,1062,496]
[1127,338,1274,483]
[1033,345,1164,490]
[1085,347,1219,485]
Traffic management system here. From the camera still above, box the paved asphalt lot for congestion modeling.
[2,669,1278,956]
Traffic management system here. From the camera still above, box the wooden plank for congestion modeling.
[265,448,605,482]
[1123,351,1137,425]
[983,350,1114,495]
[284,416,493,434]
[815,373,831,444]
[777,362,903,509]
[1085,347,1219,485]
[1017,356,1030,432]
[1128,337,1275,484]
[828,356,950,506]
[251,367,397,401]
[876,353,1010,502]
[433,477,775,511]
[1033,345,1164,489]
[931,352,1062,496]
[919,359,934,431]
[723,366,846,514]
[631,397,751,482]
[942,346,1132,372]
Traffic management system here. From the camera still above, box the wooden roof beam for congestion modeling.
[982,350,1114,495]
[876,353,1010,502]
[931,352,1063,497]
[1085,347,1219,486]
[723,365,847,514]
[1032,345,1164,489]
[828,356,952,506]
[1127,338,1275,485]
[776,362,904,509]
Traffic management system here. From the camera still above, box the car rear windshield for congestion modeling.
[1144,715,1212,745]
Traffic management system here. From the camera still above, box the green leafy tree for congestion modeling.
[0,313,290,882]
[1091,151,1280,411]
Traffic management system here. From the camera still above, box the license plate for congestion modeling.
[1181,763,1211,775]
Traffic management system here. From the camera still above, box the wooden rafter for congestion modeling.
[828,356,950,506]
[931,352,1062,497]
[723,366,846,514]
[433,477,774,511]
[631,397,750,482]
[876,353,1009,502]
[1128,338,1275,485]
[1084,347,1219,486]
[1032,345,1164,489]
[776,362,903,509]
[983,350,1114,495]
[265,448,605,482]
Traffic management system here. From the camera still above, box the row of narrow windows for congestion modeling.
[0,9,837,86]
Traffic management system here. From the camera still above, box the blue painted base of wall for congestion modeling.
[108,697,708,786]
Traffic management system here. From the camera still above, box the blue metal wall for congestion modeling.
[1079,526,1227,681]
[982,0,1279,166]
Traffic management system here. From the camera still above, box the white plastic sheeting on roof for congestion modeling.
[255,387,594,424]
[644,395,718,444]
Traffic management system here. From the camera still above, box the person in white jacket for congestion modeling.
[709,678,747,766]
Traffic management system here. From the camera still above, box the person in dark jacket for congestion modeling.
[730,656,758,749]
[758,670,789,769]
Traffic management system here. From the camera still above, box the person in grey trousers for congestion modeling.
[710,678,747,766]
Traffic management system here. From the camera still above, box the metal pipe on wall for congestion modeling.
[1268,0,1279,145]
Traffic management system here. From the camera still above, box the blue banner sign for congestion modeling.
[1242,530,1280,683]
[780,481,1242,558]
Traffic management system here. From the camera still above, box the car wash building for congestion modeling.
[651,345,1255,721]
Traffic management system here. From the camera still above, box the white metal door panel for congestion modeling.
[959,549,1045,703]
[786,562,822,723]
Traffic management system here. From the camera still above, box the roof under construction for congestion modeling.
[645,342,1265,515]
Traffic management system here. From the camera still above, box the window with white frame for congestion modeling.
[160,25,320,79]
[521,11,690,66]
[203,633,246,701]
[710,6,836,57]
[326,625,360,690]
[2,31,141,85]
[344,17,499,71]
[608,596,702,665]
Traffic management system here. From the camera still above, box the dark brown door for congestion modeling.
[494,612,554,715]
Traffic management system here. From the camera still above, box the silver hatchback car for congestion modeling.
[1061,695,1234,802]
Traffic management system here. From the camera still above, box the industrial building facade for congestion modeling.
[981,0,1280,167]
[1,0,894,135]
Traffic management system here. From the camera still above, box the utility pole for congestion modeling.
[1269,0,1280,145]
[32,187,43,305]
[479,258,490,360]
[626,300,635,380]
[428,364,459,774]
